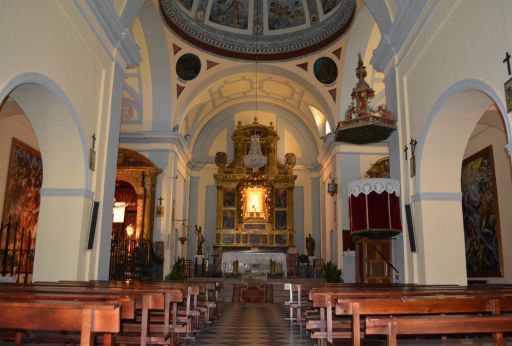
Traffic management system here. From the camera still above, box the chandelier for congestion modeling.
[244,133,267,173]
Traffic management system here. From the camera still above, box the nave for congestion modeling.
[188,303,313,346]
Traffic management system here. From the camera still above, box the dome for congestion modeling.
[159,0,356,61]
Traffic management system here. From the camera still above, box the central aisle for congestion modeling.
[188,303,314,346]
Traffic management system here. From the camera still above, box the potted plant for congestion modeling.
[325,261,343,283]
[165,257,186,280]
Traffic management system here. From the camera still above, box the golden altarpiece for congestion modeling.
[214,119,297,250]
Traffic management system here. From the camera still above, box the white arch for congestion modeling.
[176,63,335,133]
[412,79,510,284]
[191,102,321,167]
[416,79,511,194]
[0,72,88,189]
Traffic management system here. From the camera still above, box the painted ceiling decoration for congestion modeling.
[160,0,356,61]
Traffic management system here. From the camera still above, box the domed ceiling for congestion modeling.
[159,0,356,61]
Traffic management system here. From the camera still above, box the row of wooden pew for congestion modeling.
[0,279,222,345]
[284,282,512,345]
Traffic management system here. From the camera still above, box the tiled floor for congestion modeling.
[188,302,315,346]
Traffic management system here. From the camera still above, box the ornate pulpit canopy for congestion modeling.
[348,178,402,239]
[334,54,397,144]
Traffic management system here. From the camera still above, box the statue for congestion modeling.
[195,225,204,255]
[306,233,315,257]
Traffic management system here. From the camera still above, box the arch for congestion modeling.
[412,79,510,284]
[0,73,88,189]
[176,63,335,134]
[416,79,510,194]
[190,102,321,168]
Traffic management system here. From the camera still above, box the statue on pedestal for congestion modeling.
[195,225,204,255]
[306,233,315,257]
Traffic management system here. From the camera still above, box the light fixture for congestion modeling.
[243,8,267,174]
[327,177,338,196]
[244,132,267,173]
[112,201,127,223]
[125,223,135,237]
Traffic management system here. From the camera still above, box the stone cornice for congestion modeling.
[119,131,192,163]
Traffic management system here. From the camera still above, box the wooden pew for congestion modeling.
[0,299,120,346]
[366,314,512,346]
[310,284,512,345]
[1,282,183,346]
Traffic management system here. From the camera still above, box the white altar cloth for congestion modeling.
[221,251,287,278]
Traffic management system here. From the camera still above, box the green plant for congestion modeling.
[325,261,342,283]
[165,257,186,280]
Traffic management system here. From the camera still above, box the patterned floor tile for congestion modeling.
[188,303,315,346]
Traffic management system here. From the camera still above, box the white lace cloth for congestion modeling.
[348,178,400,197]
[221,251,287,278]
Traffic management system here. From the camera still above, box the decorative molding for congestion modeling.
[41,188,94,200]
[371,0,428,72]
[206,60,220,70]
[296,62,309,71]
[85,0,141,67]
[348,178,400,197]
[176,84,185,98]
[332,47,342,60]
[172,43,182,55]
[328,88,337,102]
[506,142,512,156]
[119,131,192,162]
[411,192,462,203]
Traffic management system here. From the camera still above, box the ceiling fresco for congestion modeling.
[160,0,356,60]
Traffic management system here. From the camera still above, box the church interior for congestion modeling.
[2,0,512,345]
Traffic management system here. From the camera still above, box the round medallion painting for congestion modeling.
[176,53,201,81]
[314,57,338,84]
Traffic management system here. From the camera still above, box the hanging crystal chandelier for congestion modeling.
[243,4,267,175]
[244,133,267,173]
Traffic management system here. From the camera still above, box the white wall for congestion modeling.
[0,1,131,280]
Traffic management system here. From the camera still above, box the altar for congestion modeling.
[221,251,287,278]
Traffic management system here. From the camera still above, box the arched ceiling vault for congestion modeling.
[176,65,335,141]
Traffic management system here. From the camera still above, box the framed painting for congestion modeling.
[223,188,236,208]
[1,138,42,254]
[505,76,512,113]
[461,145,503,277]
[222,210,235,230]
[275,210,287,230]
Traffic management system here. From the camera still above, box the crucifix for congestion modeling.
[156,196,164,217]
[409,138,418,155]
[403,145,409,161]
[504,51,511,75]
[409,138,417,178]
[89,133,96,171]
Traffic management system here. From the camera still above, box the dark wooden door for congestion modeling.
[355,238,393,284]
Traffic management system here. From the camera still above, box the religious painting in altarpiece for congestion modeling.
[214,118,296,249]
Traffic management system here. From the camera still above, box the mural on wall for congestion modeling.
[461,145,503,277]
[268,0,306,30]
[209,0,250,29]
[320,0,341,14]
[178,0,195,11]
[1,138,42,253]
